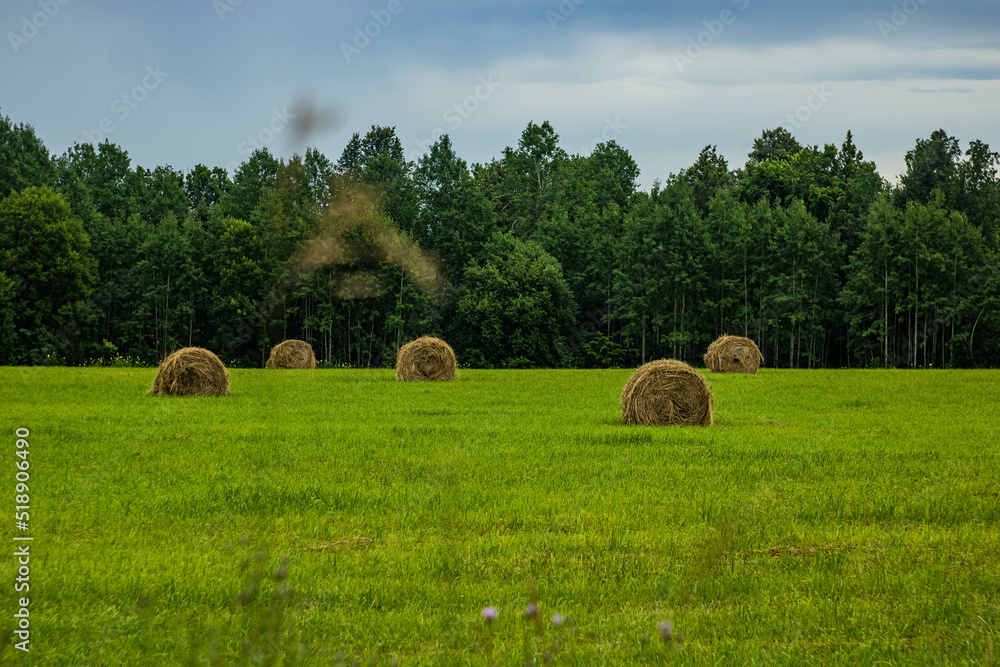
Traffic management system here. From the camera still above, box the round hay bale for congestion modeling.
[265,339,317,369]
[395,336,456,381]
[621,359,713,426]
[704,335,764,374]
[149,347,230,396]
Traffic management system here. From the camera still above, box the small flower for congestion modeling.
[481,606,497,623]
[551,613,565,628]
[658,620,674,641]
[523,602,539,620]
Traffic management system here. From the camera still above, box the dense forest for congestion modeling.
[2,109,998,369]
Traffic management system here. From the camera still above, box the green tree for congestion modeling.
[703,189,756,338]
[683,145,733,217]
[254,155,321,278]
[844,192,988,369]
[657,178,710,362]
[135,213,195,359]
[529,155,605,319]
[186,164,230,218]
[739,143,841,221]
[827,131,887,253]
[177,212,216,350]
[0,186,96,364]
[898,131,1000,252]
[56,141,133,222]
[452,233,576,367]
[587,140,640,213]
[613,189,659,364]
[211,217,267,366]
[303,147,336,210]
[958,259,1000,367]
[337,133,364,176]
[747,127,803,164]
[898,129,962,210]
[251,154,327,345]
[81,212,150,360]
[0,271,16,353]
[578,141,638,345]
[338,126,417,232]
[360,126,406,164]
[895,194,986,368]
[216,149,280,222]
[613,178,710,364]
[486,121,569,237]
[840,196,904,367]
[763,199,842,368]
[483,131,637,355]
[126,165,189,225]
[412,134,495,282]
[957,139,1000,250]
[0,110,55,197]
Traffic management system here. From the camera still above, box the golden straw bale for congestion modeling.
[621,359,713,426]
[265,339,317,369]
[149,347,230,396]
[704,335,764,373]
[395,336,457,381]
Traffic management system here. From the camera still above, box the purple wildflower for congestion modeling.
[481,606,498,623]
[551,613,565,628]
[523,602,539,620]
[658,620,674,641]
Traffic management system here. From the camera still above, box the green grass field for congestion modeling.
[2,367,998,665]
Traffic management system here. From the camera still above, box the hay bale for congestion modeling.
[395,336,456,381]
[621,359,713,426]
[265,339,317,369]
[704,335,764,374]
[149,347,230,396]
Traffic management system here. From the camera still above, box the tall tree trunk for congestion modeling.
[397,271,404,353]
[923,317,928,367]
[672,297,678,359]
[641,326,646,364]
[931,312,938,367]
[368,306,376,367]
[913,249,919,369]
[606,280,612,338]
[743,256,749,337]
[788,327,794,369]
[774,331,779,370]
[164,272,170,359]
[883,269,889,368]
[680,293,686,361]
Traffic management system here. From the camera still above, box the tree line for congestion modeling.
[1,109,998,369]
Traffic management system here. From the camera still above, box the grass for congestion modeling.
[1,366,998,665]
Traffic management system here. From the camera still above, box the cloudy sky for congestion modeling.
[2,0,999,188]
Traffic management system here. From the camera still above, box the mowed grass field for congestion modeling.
[2,367,999,665]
